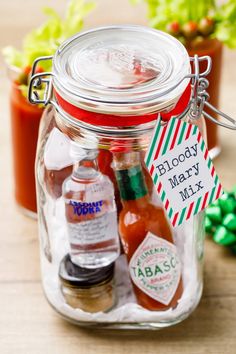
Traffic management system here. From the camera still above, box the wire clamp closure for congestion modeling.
[28,56,53,106]
[28,54,236,130]
[188,55,236,130]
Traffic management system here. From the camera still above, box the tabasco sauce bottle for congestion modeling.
[113,151,183,311]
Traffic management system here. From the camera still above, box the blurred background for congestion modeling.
[0,1,236,353]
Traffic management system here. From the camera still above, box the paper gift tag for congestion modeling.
[145,118,223,227]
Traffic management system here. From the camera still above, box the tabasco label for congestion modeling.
[129,232,181,305]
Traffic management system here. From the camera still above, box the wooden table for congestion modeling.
[0,1,236,353]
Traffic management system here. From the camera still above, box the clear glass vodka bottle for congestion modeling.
[62,145,120,268]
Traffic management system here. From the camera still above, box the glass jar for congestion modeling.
[32,26,207,329]
[8,65,43,217]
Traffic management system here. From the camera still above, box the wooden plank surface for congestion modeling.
[0,1,236,353]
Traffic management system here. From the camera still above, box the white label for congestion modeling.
[68,211,118,245]
[129,232,181,305]
[145,118,223,227]
[152,134,215,211]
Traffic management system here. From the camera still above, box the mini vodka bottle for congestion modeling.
[62,143,120,268]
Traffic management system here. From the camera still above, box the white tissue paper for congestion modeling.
[40,197,202,325]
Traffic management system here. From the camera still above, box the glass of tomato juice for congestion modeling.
[8,66,44,217]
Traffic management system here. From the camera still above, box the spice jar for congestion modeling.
[59,254,115,312]
[29,25,235,329]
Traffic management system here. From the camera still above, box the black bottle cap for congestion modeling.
[59,254,115,288]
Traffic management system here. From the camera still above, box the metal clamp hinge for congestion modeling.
[188,55,236,130]
[28,56,53,106]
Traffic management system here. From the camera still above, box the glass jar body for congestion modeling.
[36,105,206,329]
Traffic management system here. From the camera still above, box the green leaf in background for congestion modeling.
[214,0,236,48]
[134,0,236,48]
[2,46,24,68]
[2,0,95,71]
[62,0,95,39]
[141,0,213,25]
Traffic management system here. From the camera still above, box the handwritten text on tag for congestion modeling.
[145,118,223,227]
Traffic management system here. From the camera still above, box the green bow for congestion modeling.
[205,186,236,254]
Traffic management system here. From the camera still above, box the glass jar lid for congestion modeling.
[53,25,191,116]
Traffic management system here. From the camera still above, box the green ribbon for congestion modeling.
[205,186,236,254]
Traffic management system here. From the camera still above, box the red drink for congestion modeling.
[10,82,43,214]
